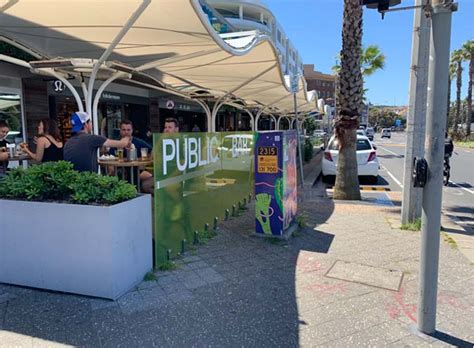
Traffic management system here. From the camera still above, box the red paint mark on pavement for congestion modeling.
[438,293,468,310]
[389,287,418,323]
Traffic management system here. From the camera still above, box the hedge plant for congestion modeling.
[0,161,137,205]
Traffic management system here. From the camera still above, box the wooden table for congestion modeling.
[9,154,31,165]
[98,159,153,192]
[1,153,31,174]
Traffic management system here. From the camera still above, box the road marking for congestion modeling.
[381,165,404,188]
[378,145,402,157]
[381,143,406,147]
[449,181,474,194]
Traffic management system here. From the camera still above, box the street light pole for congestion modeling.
[418,0,456,334]
[401,0,431,224]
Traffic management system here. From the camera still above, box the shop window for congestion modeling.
[0,93,23,144]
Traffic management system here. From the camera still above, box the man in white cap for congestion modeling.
[64,112,130,172]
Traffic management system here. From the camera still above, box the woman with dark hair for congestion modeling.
[21,118,63,162]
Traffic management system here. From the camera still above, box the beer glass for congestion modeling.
[141,148,148,160]
[117,149,124,162]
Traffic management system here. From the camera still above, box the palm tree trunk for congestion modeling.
[446,76,451,129]
[454,61,462,134]
[333,0,363,200]
[466,53,473,137]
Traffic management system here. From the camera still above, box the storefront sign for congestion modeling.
[53,80,64,92]
[102,93,120,101]
[166,100,175,109]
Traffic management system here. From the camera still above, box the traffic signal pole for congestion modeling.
[401,0,430,225]
[418,0,456,334]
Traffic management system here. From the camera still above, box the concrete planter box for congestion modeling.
[0,195,152,300]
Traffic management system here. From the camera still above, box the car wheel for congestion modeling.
[321,175,333,184]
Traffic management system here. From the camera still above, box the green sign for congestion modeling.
[153,132,254,264]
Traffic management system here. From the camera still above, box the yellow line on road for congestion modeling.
[360,186,391,191]
[381,143,405,147]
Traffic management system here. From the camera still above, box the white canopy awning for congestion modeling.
[0,0,316,119]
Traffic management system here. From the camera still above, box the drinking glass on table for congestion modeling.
[141,147,148,160]
[117,148,124,162]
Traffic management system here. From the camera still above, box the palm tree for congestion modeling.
[462,40,473,137]
[361,45,386,76]
[332,45,386,78]
[333,0,364,200]
[451,49,463,134]
[446,60,456,129]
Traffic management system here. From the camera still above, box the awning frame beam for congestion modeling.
[86,0,151,134]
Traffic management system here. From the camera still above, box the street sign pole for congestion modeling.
[402,0,431,224]
[418,0,456,334]
[292,76,305,188]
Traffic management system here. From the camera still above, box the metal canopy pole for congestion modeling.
[293,86,305,188]
[38,68,85,113]
[92,72,131,127]
[418,0,456,334]
[0,54,86,112]
[211,64,278,131]
[127,79,214,132]
[86,0,151,134]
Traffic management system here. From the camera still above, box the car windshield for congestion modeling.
[328,139,372,151]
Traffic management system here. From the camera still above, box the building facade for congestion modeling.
[303,64,336,102]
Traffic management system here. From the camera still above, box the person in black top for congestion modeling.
[444,131,454,158]
[0,120,10,175]
[21,119,64,163]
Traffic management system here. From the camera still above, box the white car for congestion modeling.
[322,135,379,184]
[356,129,366,137]
[365,127,375,141]
[381,128,391,139]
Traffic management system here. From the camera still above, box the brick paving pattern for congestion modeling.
[1,180,473,347]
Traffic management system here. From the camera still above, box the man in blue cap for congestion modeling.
[64,112,130,172]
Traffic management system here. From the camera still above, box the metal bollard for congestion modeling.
[248,194,252,202]
[181,239,186,254]
[167,249,172,261]
[232,205,237,217]
[204,223,209,232]
[243,198,247,206]
[194,231,199,244]
[213,217,219,231]
[225,209,230,221]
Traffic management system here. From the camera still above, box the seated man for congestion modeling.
[141,117,180,193]
[64,112,130,173]
[111,120,152,157]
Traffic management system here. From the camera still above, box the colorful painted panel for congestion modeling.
[254,131,297,236]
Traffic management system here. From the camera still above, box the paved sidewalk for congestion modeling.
[1,181,474,347]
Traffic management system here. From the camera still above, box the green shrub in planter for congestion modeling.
[0,161,137,205]
[303,138,314,162]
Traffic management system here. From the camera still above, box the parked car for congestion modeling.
[381,128,392,139]
[365,127,374,141]
[313,130,327,139]
[356,129,366,137]
[322,135,379,184]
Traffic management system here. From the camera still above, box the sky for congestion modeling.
[265,0,473,106]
